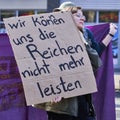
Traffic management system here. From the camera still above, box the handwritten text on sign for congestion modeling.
[4,12,97,105]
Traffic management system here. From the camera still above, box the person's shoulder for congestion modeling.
[84,27,93,35]
[84,27,94,38]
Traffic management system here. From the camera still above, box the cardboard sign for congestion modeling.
[4,11,97,105]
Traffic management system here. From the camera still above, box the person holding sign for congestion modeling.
[34,1,117,120]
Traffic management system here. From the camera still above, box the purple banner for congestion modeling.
[0,34,47,120]
[0,34,26,110]
[0,23,115,120]
[88,23,116,120]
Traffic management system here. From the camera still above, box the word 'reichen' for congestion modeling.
[26,40,84,60]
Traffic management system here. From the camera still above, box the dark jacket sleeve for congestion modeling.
[86,28,106,56]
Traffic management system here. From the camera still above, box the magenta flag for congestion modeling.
[0,23,115,120]
[87,23,116,120]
